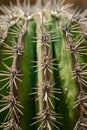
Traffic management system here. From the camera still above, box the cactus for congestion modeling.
[0,0,87,130]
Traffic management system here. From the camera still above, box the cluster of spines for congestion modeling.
[50,1,87,129]
[0,19,28,129]
[59,12,87,129]
[30,12,62,130]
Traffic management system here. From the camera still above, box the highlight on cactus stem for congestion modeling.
[0,0,87,130]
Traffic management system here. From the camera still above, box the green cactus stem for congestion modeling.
[0,0,87,130]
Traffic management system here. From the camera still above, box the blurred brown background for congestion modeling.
[0,0,87,10]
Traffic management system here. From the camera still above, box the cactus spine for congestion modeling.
[0,0,87,130]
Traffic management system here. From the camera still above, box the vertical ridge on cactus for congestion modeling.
[0,0,87,130]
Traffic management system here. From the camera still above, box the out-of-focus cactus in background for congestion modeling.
[0,0,87,9]
[0,0,87,130]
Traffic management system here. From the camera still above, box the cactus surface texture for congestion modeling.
[0,0,87,130]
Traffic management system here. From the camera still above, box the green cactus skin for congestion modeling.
[0,0,87,130]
